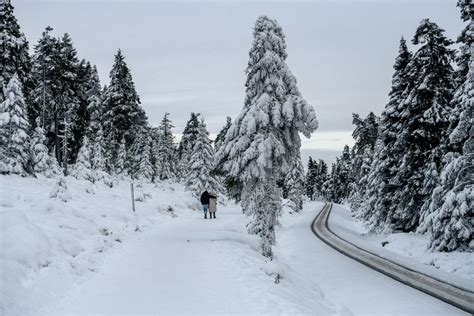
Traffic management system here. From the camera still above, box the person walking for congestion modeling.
[200,191,210,219]
[208,191,217,219]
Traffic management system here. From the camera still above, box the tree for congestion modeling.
[389,19,455,232]
[284,154,305,212]
[115,136,127,178]
[305,157,317,199]
[214,116,232,152]
[417,2,473,251]
[0,0,33,124]
[357,38,413,228]
[132,128,154,181]
[314,159,328,200]
[102,49,147,163]
[156,113,176,180]
[185,118,221,195]
[215,16,318,257]
[177,112,200,177]
[29,118,60,177]
[70,136,93,181]
[0,74,30,175]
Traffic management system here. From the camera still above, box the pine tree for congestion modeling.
[132,128,154,181]
[29,118,59,177]
[284,154,305,212]
[390,19,456,232]
[91,128,111,185]
[215,16,318,257]
[50,175,71,202]
[314,159,328,200]
[70,136,93,181]
[0,74,31,175]
[102,49,147,160]
[358,37,413,230]
[305,157,317,199]
[185,118,221,195]
[177,112,201,177]
[156,113,176,181]
[417,2,473,251]
[0,0,34,123]
[214,116,232,153]
[115,136,127,178]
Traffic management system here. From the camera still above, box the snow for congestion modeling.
[1,175,469,315]
[328,203,474,291]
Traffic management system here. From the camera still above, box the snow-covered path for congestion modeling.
[47,201,467,315]
[48,203,336,315]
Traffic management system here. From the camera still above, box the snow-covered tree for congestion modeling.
[305,157,317,199]
[29,119,60,177]
[49,175,71,202]
[185,118,220,195]
[102,49,147,157]
[215,16,318,257]
[389,19,455,232]
[417,3,473,251]
[0,0,33,123]
[314,159,328,200]
[284,154,305,212]
[91,128,111,185]
[214,116,232,153]
[70,136,93,181]
[177,112,200,177]
[132,128,154,181]
[0,74,31,175]
[156,113,176,181]
[357,38,413,228]
[115,136,127,178]
[85,65,103,140]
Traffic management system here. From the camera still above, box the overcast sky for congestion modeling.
[14,0,463,166]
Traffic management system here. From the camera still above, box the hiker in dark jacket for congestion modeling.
[200,190,216,219]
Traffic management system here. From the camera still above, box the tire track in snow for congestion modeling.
[311,203,474,314]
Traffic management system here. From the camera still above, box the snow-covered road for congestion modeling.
[47,201,467,315]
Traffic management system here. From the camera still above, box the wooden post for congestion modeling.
[130,181,136,212]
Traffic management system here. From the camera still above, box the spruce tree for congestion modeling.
[417,3,473,251]
[71,136,93,181]
[115,136,127,178]
[215,16,318,257]
[102,49,147,157]
[185,118,220,195]
[0,0,33,123]
[284,154,305,212]
[30,118,59,177]
[177,112,201,177]
[314,159,328,200]
[132,128,154,181]
[390,19,455,232]
[214,116,232,152]
[358,37,413,230]
[305,157,317,199]
[156,113,176,181]
[0,74,31,175]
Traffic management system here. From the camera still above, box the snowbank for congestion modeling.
[0,175,199,315]
[328,204,473,290]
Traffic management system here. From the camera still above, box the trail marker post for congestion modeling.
[130,181,136,212]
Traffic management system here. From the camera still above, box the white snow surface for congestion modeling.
[328,203,474,291]
[0,176,468,315]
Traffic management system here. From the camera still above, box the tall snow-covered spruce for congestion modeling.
[418,1,473,252]
[215,16,318,257]
[185,118,220,195]
[0,74,31,175]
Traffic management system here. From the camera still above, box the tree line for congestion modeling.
[305,1,472,252]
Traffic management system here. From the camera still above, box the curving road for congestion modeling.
[311,203,474,314]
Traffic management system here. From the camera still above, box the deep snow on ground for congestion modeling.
[328,204,473,290]
[275,202,468,315]
[1,175,468,315]
[1,175,339,315]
